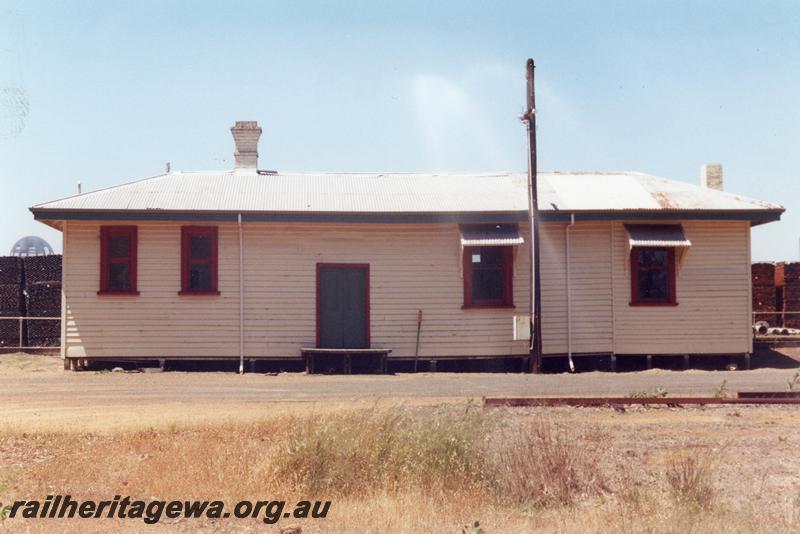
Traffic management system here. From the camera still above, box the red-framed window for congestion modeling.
[630,247,677,306]
[99,226,138,294]
[180,226,219,294]
[463,246,514,308]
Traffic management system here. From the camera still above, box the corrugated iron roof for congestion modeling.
[31,170,783,215]
[460,224,524,246]
[625,224,692,248]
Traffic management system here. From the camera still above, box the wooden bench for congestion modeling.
[300,348,392,374]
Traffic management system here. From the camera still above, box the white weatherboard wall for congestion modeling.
[64,222,242,358]
[241,223,530,357]
[537,220,752,356]
[62,219,751,359]
[62,221,530,359]
[538,222,613,355]
[610,220,752,355]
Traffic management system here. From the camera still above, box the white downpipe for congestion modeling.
[566,213,575,373]
[60,220,68,360]
[238,213,245,374]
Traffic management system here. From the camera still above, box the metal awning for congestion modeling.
[624,224,691,248]
[459,223,524,246]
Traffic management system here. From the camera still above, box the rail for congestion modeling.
[484,396,800,407]
[0,316,61,350]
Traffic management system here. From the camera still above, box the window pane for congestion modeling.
[189,236,211,260]
[637,248,667,268]
[189,263,211,290]
[108,236,130,259]
[638,270,668,300]
[108,264,130,290]
[472,269,503,301]
[475,247,504,267]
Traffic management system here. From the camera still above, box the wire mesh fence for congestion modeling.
[0,316,60,349]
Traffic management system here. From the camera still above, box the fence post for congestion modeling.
[18,317,23,349]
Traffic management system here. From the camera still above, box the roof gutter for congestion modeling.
[30,208,783,225]
[29,208,530,225]
[538,209,783,225]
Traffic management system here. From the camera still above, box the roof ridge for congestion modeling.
[262,171,524,176]
[179,170,644,176]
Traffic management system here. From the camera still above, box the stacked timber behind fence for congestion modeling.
[23,256,62,347]
[785,263,800,328]
[0,257,24,346]
[0,255,62,349]
[752,262,777,325]
[752,261,800,328]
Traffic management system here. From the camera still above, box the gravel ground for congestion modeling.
[1,353,799,431]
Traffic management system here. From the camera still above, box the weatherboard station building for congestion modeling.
[31,122,783,371]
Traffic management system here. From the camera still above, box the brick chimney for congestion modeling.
[701,163,723,191]
[230,121,262,170]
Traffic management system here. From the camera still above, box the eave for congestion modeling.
[29,209,531,226]
[31,206,783,228]
[538,208,784,226]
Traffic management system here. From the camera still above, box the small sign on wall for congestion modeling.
[513,315,531,340]
[472,254,481,263]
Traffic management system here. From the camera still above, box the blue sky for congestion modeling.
[1,0,797,260]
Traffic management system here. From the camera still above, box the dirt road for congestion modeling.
[1,353,798,430]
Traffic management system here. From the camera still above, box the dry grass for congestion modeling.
[274,407,608,508]
[275,405,491,495]
[1,405,799,532]
[490,418,607,507]
[665,446,716,510]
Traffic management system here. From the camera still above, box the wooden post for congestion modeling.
[522,58,543,373]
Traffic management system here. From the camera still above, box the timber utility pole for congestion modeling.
[521,58,543,374]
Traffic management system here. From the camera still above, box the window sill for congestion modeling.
[97,290,140,296]
[628,302,679,307]
[178,290,221,296]
[462,304,516,310]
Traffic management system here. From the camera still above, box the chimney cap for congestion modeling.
[231,121,262,131]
